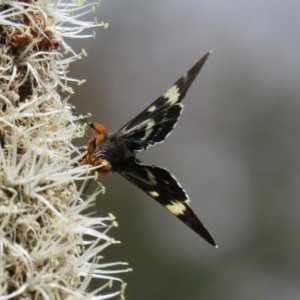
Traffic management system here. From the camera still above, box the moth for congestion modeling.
[81,51,217,247]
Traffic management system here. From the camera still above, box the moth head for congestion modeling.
[93,122,107,142]
[85,122,107,154]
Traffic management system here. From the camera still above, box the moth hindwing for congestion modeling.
[82,51,217,247]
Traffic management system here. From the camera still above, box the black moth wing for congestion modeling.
[115,51,211,153]
[120,158,217,246]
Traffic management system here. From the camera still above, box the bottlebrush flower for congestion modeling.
[0,1,129,299]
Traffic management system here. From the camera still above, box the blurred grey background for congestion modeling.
[71,1,300,299]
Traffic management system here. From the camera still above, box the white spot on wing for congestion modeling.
[166,201,187,216]
[149,191,159,198]
[140,119,155,140]
[147,105,156,112]
[146,170,157,185]
[163,85,180,105]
